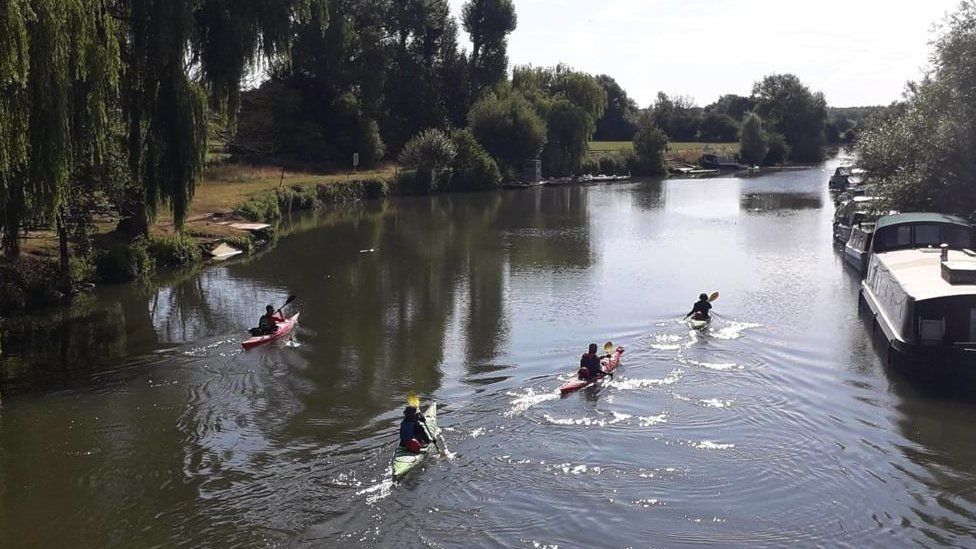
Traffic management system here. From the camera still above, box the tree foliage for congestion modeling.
[738,113,767,166]
[593,75,639,141]
[511,65,607,177]
[857,2,976,215]
[751,73,827,163]
[650,92,701,141]
[632,120,668,176]
[461,0,517,95]
[468,91,546,176]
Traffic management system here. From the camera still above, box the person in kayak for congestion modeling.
[578,343,604,380]
[399,405,432,454]
[256,305,285,335]
[685,293,712,321]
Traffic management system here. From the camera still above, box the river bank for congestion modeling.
[0,144,825,319]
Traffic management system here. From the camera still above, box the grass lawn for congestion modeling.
[590,141,740,163]
[176,163,398,219]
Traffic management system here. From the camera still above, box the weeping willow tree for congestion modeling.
[0,0,316,256]
[120,0,317,233]
[0,0,120,260]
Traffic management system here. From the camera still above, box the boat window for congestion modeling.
[944,226,974,248]
[883,226,912,248]
[919,317,946,345]
[914,224,942,247]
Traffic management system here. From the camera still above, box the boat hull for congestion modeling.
[241,313,300,350]
[559,347,625,395]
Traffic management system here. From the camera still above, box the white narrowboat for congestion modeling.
[860,213,976,367]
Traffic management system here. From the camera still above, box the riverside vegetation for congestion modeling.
[1,0,868,321]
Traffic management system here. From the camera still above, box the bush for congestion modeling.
[469,92,547,174]
[238,191,281,221]
[398,129,457,171]
[96,242,152,283]
[68,255,96,284]
[764,133,790,166]
[739,113,768,166]
[632,123,669,176]
[581,157,600,175]
[147,234,203,267]
[447,129,501,191]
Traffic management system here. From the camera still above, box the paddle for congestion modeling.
[599,341,615,379]
[275,295,297,316]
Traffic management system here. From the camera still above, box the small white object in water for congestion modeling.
[359,248,376,253]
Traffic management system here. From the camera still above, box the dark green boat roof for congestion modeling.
[875,213,970,230]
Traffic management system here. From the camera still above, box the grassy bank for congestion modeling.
[590,141,740,164]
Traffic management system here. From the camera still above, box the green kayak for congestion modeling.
[391,401,442,480]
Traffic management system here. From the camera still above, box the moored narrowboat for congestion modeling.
[859,213,976,369]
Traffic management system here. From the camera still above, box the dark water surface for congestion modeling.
[4,158,976,548]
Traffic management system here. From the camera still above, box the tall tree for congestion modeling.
[0,0,120,260]
[594,75,639,141]
[739,113,767,166]
[857,2,976,215]
[461,0,516,96]
[120,0,309,233]
[751,74,827,163]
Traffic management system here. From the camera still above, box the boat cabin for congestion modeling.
[843,222,874,275]
[833,196,876,244]
[869,213,973,254]
[829,167,853,190]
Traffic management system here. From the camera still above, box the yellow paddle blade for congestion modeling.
[709,291,720,302]
[604,342,614,354]
[406,392,420,408]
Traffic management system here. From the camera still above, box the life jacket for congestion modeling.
[399,420,418,446]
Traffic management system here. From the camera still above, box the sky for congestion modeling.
[447,0,962,108]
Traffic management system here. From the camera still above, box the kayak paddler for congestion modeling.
[399,400,432,454]
[256,305,285,335]
[577,343,604,380]
[685,293,713,322]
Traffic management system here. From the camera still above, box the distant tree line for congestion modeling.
[857,1,976,218]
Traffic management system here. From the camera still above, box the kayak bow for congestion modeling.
[241,312,300,350]
[559,347,625,395]
[392,401,442,480]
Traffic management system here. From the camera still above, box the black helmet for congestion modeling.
[699,293,708,301]
[404,406,418,417]
[588,343,598,354]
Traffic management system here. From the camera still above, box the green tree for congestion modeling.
[738,113,767,166]
[699,113,740,142]
[651,92,701,141]
[448,129,501,190]
[461,0,516,97]
[632,121,668,176]
[751,73,827,163]
[399,127,457,191]
[594,75,640,141]
[468,91,546,177]
[857,2,976,215]
[0,0,120,263]
[704,94,755,121]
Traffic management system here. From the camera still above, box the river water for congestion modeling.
[3,158,976,548]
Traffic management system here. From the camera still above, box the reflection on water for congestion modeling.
[3,159,976,547]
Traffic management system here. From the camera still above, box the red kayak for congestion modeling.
[242,313,300,350]
[559,346,625,395]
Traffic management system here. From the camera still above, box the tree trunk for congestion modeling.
[56,209,72,294]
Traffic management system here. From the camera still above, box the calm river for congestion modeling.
[3,157,976,548]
